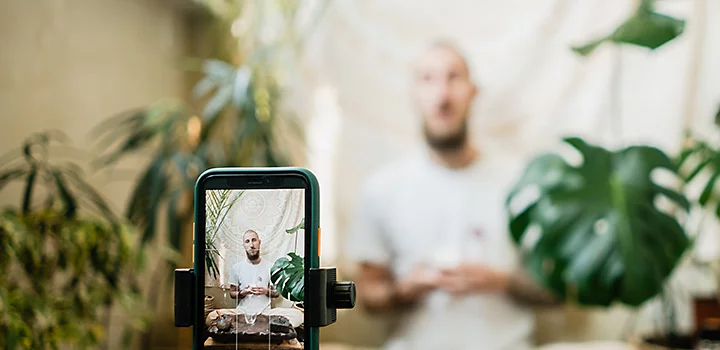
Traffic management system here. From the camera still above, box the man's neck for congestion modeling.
[428,142,478,170]
[249,256,262,265]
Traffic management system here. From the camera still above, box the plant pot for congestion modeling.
[694,296,720,336]
[292,302,305,343]
[204,295,215,321]
[630,334,695,349]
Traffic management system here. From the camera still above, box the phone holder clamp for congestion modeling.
[174,267,356,328]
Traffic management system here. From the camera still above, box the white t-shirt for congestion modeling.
[346,150,534,350]
[229,257,273,314]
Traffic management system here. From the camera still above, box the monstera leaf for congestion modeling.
[271,252,304,302]
[572,0,685,56]
[506,137,690,307]
[285,218,304,234]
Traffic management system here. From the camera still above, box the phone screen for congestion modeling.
[203,187,306,349]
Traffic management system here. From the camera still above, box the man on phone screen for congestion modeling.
[346,41,560,350]
[229,229,279,313]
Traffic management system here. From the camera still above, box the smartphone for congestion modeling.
[193,167,320,350]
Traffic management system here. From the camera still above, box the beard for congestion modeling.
[423,119,468,152]
[246,250,260,261]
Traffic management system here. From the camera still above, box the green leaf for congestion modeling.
[91,102,188,167]
[0,167,27,192]
[676,144,703,168]
[507,137,689,307]
[202,59,235,83]
[125,156,167,244]
[686,158,712,182]
[21,165,37,214]
[50,170,78,219]
[653,185,690,212]
[202,84,232,121]
[610,11,685,50]
[571,0,685,56]
[89,110,145,151]
[204,189,242,277]
[678,137,720,221]
[572,38,605,56]
[509,204,534,244]
[699,171,720,206]
[271,253,304,302]
[231,67,252,109]
[192,76,218,99]
[61,164,119,224]
[285,219,305,234]
[291,275,305,301]
[166,189,183,253]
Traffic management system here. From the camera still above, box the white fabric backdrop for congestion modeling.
[290,0,720,344]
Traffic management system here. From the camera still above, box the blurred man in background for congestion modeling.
[346,41,559,350]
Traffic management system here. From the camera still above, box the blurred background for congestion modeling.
[1,0,720,349]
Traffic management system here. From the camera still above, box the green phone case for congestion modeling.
[193,167,321,350]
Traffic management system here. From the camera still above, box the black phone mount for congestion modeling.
[174,267,356,328]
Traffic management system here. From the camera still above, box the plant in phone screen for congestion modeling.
[271,219,305,303]
[205,189,244,280]
[271,252,305,302]
[285,218,304,253]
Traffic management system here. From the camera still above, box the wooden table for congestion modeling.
[203,337,303,349]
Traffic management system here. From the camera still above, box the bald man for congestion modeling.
[346,41,559,350]
[229,230,279,314]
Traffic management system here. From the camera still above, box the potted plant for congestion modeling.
[271,218,306,308]
[0,132,145,349]
[550,0,716,347]
[674,115,720,344]
[270,218,306,342]
[506,137,693,348]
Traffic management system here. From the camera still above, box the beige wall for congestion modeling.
[0,0,187,208]
[0,0,193,348]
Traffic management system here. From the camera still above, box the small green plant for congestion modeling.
[0,132,145,349]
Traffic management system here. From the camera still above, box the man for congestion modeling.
[229,229,279,314]
[346,41,559,350]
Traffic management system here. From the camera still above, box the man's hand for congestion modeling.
[438,264,510,295]
[240,286,254,298]
[394,266,440,304]
[230,285,254,299]
[358,263,440,312]
[250,286,269,296]
[436,265,561,306]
